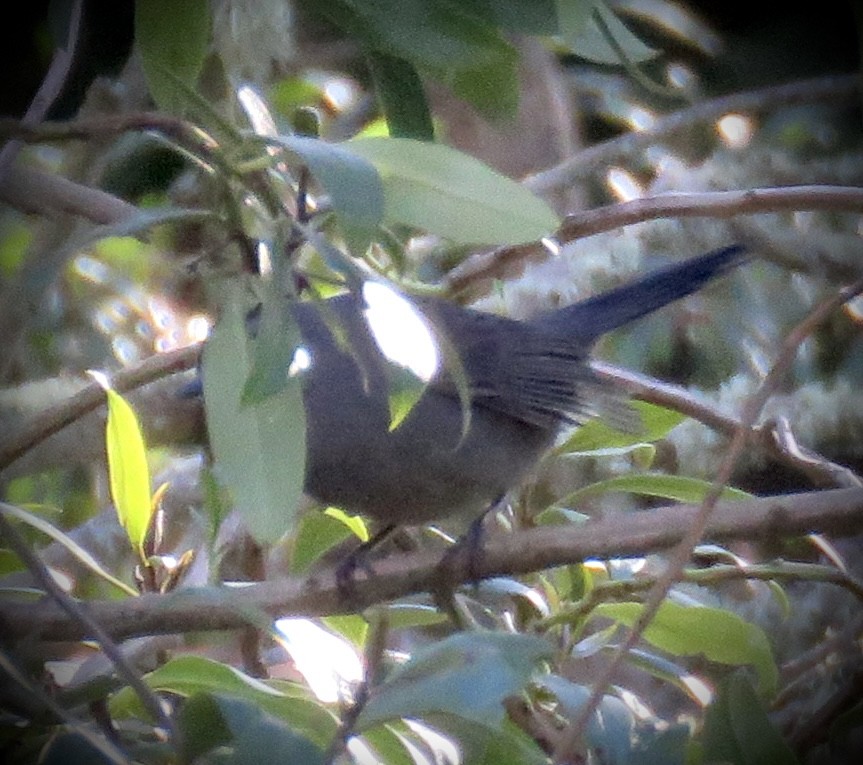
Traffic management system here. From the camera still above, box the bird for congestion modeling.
[289,244,748,529]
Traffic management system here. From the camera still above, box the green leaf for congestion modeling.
[559,1,657,65]
[594,600,778,696]
[269,135,385,235]
[0,217,31,276]
[540,674,692,764]
[179,693,325,765]
[625,647,713,707]
[356,632,552,730]
[702,672,798,765]
[471,0,558,34]
[554,0,593,43]
[134,0,210,114]
[0,504,137,597]
[268,77,324,118]
[429,717,549,765]
[290,512,354,575]
[110,655,336,746]
[360,724,422,765]
[559,473,753,506]
[360,280,440,431]
[202,287,306,543]
[384,603,449,630]
[345,137,560,245]
[311,0,519,117]
[366,51,435,140]
[241,285,302,403]
[556,400,686,455]
[385,362,428,431]
[540,675,637,764]
[91,375,152,558]
[322,614,369,648]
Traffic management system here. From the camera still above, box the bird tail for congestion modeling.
[538,244,748,342]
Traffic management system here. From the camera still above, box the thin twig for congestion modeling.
[0,0,83,181]
[0,504,177,743]
[542,561,863,631]
[0,648,131,765]
[779,612,863,687]
[592,362,863,490]
[445,184,863,295]
[524,73,859,195]
[550,276,863,763]
[0,164,138,224]
[557,186,863,242]
[786,665,863,751]
[0,111,198,145]
[324,610,388,764]
[0,344,200,471]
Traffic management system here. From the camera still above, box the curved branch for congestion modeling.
[592,362,863,490]
[0,344,200,471]
[0,164,138,224]
[1,487,861,643]
[557,186,863,242]
[552,275,863,761]
[445,184,863,295]
[0,0,83,181]
[524,73,859,195]
[0,504,177,740]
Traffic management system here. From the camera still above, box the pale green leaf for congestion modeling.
[134,0,210,114]
[179,693,325,765]
[290,512,354,575]
[594,600,778,696]
[0,504,137,597]
[323,506,370,542]
[269,135,384,233]
[356,632,552,730]
[345,138,560,245]
[559,1,657,65]
[202,288,306,543]
[384,603,449,630]
[110,655,336,745]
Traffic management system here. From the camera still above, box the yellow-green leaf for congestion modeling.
[555,400,686,455]
[91,373,153,557]
[559,473,752,506]
[595,600,778,696]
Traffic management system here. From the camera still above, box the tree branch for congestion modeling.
[445,184,863,296]
[592,362,863,490]
[523,73,859,195]
[0,504,177,741]
[551,274,863,762]
[0,0,82,181]
[1,487,861,643]
[0,344,200,471]
[557,186,863,242]
[0,164,138,224]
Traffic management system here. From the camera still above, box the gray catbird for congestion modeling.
[287,244,748,526]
